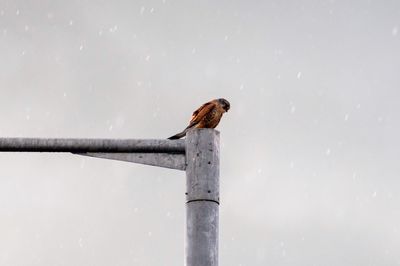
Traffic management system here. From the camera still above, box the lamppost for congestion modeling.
[0,128,220,266]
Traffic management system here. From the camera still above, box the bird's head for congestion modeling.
[218,98,230,112]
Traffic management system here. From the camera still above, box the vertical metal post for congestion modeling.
[185,129,219,266]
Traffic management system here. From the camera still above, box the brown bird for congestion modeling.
[168,98,230,139]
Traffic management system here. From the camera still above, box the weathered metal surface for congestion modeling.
[0,138,185,153]
[185,129,220,203]
[186,201,219,266]
[80,152,186,170]
[185,129,220,266]
[0,130,222,266]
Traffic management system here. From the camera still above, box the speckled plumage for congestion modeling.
[168,98,230,139]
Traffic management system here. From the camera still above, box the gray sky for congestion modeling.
[1,0,399,265]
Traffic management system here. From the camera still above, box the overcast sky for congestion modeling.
[1,0,399,265]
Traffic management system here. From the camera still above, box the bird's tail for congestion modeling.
[168,129,188,140]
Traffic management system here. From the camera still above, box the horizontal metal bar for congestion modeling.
[0,138,185,153]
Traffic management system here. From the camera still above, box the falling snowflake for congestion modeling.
[392,27,398,36]
[109,25,118,33]
[326,148,331,156]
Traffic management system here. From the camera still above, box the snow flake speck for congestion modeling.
[392,27,398,37]
[326,148,331,156]
[109,25,118,33]
[352,172,357,180]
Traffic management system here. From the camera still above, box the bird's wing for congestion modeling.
[187,101,216,128]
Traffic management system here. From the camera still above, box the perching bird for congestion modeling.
[168,98,230,139]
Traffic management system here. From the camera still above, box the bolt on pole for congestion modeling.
[185,129,220,266]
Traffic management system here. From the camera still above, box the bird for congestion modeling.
[168,98,230,139]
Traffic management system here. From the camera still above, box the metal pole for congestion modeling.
[0,138,185,153]
[185,129,219,266]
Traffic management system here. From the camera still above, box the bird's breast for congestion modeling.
[196,109,222,128]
